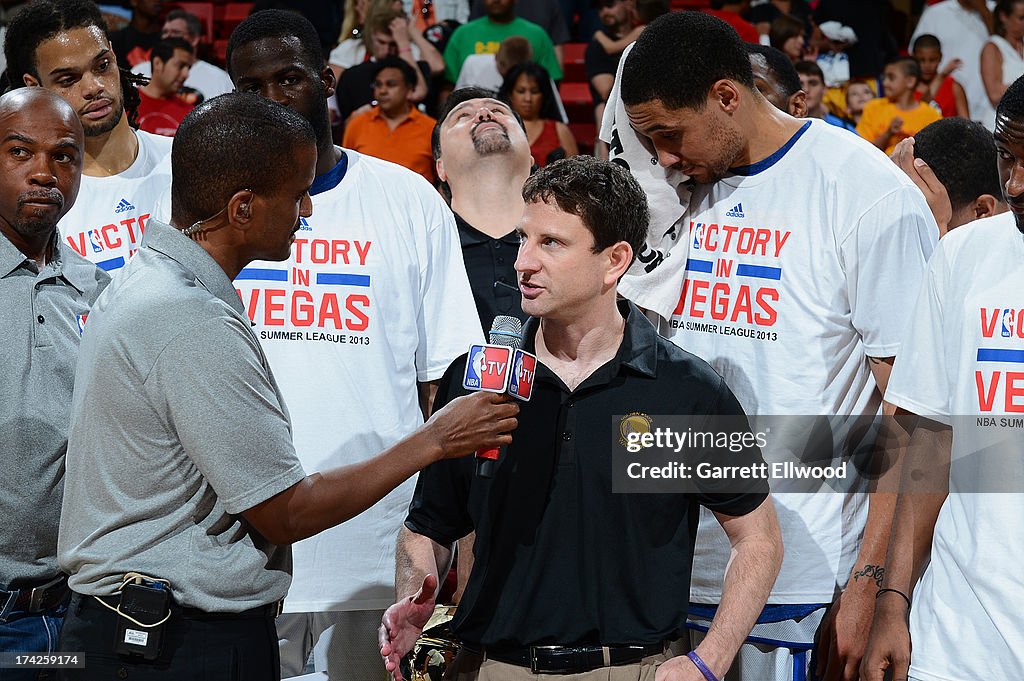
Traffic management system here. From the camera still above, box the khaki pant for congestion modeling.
[443,648,671,681]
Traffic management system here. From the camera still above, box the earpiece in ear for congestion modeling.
[240,202,250,217]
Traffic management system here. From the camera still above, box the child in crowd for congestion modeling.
[844,80,874,126]
[857,57,940,154]
[912,33,969,119]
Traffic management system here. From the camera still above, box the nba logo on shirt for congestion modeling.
[463,345,512,392]
[88,230,103,253]
[76,313,88,336]
[1003,309,1015,338]
[508,350,537,401]
[692,224,703,251]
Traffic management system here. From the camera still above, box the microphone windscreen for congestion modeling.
[488,315,523,350]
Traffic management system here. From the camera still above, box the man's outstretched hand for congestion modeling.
[380,574,438,681]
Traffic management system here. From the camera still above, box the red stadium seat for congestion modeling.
[569,122,596,156]
[212,38,229,67]
[220,3,254,39]
[562,42,587,83]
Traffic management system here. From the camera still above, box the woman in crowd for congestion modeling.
[499,61,577,167]
[980,0,1024,128]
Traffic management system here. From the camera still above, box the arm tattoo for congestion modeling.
[853,563,886,588]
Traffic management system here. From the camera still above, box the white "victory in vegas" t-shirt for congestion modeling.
[58,129,172,273]
[887,211,1024,681]
[659,120,938,604]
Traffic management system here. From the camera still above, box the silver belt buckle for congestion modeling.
[529,646,558,674]
[28,574,64,611]
[273,600,284,618]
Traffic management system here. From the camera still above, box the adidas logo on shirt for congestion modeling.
[114,198,135,214]
[725,203,745,218]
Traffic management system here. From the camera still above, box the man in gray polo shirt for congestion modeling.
[55,93,518,680]
[0,88,108,675]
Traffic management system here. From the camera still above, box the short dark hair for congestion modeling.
[4,0,145,128]
[498,61,561,121]
[621,11,756,111]
[171,93,316,226]
[226,9,324,79]
[151,37,194,67]
[372,56,417,88]
[794,59,824,81]
[769,13,805,49]
[523,156,649,264]
[997,74,1024,127]
[887,56,921,82]
[166,9,203,41]
[911,33,941,52]
[995,0,1024,37]
[748,44,801,97]
[913,118,1001,213]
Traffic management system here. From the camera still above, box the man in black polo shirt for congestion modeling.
[380,156,783,681]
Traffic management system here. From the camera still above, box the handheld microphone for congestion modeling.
[463,316,537,477]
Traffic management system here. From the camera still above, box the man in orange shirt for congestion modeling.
[343,56,437,183]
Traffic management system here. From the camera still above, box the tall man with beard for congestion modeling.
[226,11,484,680]
[5,0,173,276]
[0,87,108,680]
[432,87,533,331]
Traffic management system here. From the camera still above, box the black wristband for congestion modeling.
[875,587,911,609]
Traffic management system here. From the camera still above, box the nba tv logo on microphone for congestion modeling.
[508,350,536,401]
[463,345,513,392]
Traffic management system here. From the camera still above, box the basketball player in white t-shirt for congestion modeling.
[5,0,173,275]
[620,12,938,681]
[861,76,1024,681]
[225,10,482,681]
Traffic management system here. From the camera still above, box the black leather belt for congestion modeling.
[78,592,284,620]
[471,642,667,674]
[2,574,70,614]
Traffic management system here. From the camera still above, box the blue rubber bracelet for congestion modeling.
[687,651,720,681]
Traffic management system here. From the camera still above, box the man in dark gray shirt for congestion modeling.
[55,93,517,680]
[0,88,108,676]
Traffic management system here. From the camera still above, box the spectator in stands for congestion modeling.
[845,79,874,126]
[748,0,814,36]
[470,0,570,67]
[137,38,195,137]
[980,0,1024,128]
[335,7,441,123]
[796,59,856,130]
[343,57,437,182]
[330,0,442,80]
[911,0,994,128]
[912,34,970,119]
[109,0,163,67]
[400,0,470,30]
[705,0,761,44]
[858,57,941,154]
[132,9,234,104]
[432,87,531,329]
[589,0,668,57]
[891,118,1005,235]
[444,0,562,85]
[770,13,809,63]
[814,0,896,79]
[330,0,371,75]
[457,35,532,90]
[748,44,807,117]
[499,61,577,166]
[586,0,637,156]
